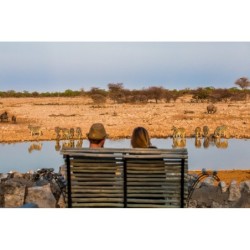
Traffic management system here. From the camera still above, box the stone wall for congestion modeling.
[188,175,250,208]
[1,169,250,208]
[0,168,66,208]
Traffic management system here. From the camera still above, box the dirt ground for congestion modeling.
[0,96,249,181]
[0,95,249,142]
[189,170,250,185]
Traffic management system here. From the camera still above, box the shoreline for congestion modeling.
[0,136,250,143]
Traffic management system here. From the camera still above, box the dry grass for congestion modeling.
[0,96,249,142]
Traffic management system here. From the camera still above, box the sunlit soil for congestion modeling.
[0,95,249,142]
[189,170,250,185]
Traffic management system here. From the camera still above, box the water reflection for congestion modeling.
[215,138,228,149]
[55,140,61,151]
[0,138,249,173]
[54,139,83,152]
[171,137,229,149]
[194,138,202,148]
[172,138,186,148]
[28,142,43,153]
[29,138,231,153]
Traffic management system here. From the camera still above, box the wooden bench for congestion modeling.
[61,148,188,208]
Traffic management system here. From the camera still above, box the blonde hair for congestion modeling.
[131,127,151,148]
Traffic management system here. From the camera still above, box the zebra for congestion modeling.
[69,128,75,139]
[214,125,229,138]
[76,139,83,148]
[28,125,43,136]
[75,127,82,139]
[194,127,202,138]
[203,126,209,137]
[171,126,186,139]
[61,128,70,140]
[54,127,61,139]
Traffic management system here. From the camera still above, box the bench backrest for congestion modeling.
[62,148,188,208]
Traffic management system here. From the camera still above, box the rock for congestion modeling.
[240,181,250,193]
[190,184,229,208]
[35,179,49,186]
[228,180,241,202]
[0,173,9,182]
[219,181,227,193]
[203,177,215,185]
[212,201,222,208]
[12,171,25,178]
[233,192,250,208]
[59,165,67,180]
[5,177,33,187]
[25,183,57,208]
[57,194,66,208]
[2,181,26,207]
[188,200,197,208]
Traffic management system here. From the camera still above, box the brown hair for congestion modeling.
[131,127,152,148]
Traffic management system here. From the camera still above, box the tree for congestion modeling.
[145,86,164,103]
[235,77,250,102]
[90,94,107,104]
[108,83,125,103]
[235,77,250,90]
[89,87,107,104]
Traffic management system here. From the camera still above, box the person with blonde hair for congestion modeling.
[131,126,156,148]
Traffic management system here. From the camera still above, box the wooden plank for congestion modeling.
[71,198,124,202]
[70,174,121,178]
[127,204,179,208]
[71,177,121,181]
[71,186,123,190]
[127,177,167,181]
[127,181,181,186]
[127,193,181,198]
[62,147,187,154]
[127,199,167,204]
[71,203,124,208]
[72,193,124,198]
[128,199,181,204]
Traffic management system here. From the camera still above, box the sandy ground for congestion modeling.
[189,170,250,185]
[0,96,249,182]
[0,96,249,142]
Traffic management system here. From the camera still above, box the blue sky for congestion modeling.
[0,42,249,92]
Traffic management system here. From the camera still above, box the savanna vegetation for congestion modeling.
[0,77,249,104]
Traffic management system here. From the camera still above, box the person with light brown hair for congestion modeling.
[131,126,156,148]
[86,123,108,148]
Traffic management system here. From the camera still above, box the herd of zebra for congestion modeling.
[27,124,229,140]
[171,125,229,149]
[54,126,82,140]
[172,125,229,139]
